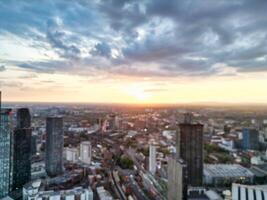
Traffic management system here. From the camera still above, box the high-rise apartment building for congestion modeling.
[167,157,187,200]
[149,144,156,175]
[80,141,92,165]
[177,114,204,186]
[0,108,13,198]
[12,108,32,191]
[45,117,64,177]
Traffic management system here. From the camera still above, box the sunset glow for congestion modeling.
[0,1,267,104]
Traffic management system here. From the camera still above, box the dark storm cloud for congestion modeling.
[0,0,267,77]
[97,0,147,31]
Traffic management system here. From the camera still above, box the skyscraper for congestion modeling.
[45,117,64,177]
[0,108,12,198]
[149,144,156,175]
[167,157,187,200]
[16,108,31,129]
[31,135,37,156]
[177,114,204,186]
[12,108,32,191]
[242,128,259,150]
[108,114,117,131]
[80,141,92,165]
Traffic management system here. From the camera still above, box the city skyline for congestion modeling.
[1,93,267,199]
[1,0,267,104]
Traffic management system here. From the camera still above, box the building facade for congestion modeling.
[80,141,92,165]
[149,144,156,175]
[45,117,64,177]
[177,122,203,186]
[242,128,259,150]
[16,108,31,129]
[65,147,79,163]
[167,157,187,200]
[0,108,13,198]
[12,108,32,190]
[12,128,32,190]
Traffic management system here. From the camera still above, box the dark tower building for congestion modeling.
[45,117,64,177]
[177,113,204,187]
[16,108,31,129]
[31,135,37,156]
[12,108,32,191]
[12,129,31,190]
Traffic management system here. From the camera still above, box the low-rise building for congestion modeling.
[23,180,93,200]
[204,164,254,186]
[251,156,264,165]
[65,147,79,163]
[232,183,267,200]
[187,187,222,200]
[31,162,47,180]
[96,186,113,200]
[250,164,267,183]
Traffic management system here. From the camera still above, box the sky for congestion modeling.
[0,0,267,104]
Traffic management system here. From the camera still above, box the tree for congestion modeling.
[119,156,134,169]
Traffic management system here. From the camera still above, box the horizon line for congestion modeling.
[3,100,267,107]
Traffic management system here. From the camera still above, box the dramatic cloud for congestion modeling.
[0,0,267,78]
[91,42,112,58]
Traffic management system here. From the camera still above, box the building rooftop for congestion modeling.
[96,186,113,200]
[251,164,267,175]
[24,180,93,198]
[23,179,42,190]
[37,187,92,198]
[233,183,267,191]
[204,164,254,178]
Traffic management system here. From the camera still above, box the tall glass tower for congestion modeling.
[177,113,204,187]
[45,117,64,177]
[12,108,32,191]
[0,108,13,198]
